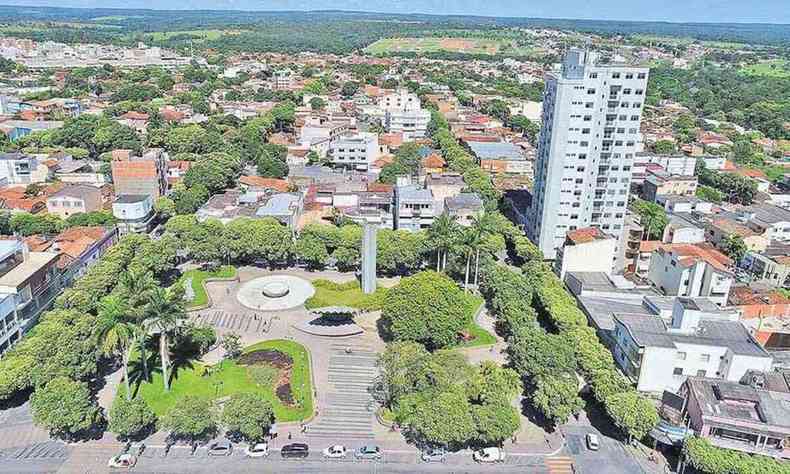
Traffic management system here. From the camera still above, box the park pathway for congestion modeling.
[306,341,379,440]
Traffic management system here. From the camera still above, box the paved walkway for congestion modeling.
[305,341,378,440]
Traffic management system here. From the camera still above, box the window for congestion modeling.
[673,368,684,376]
[700,354,710,362]
[612,72,621,79]
[677,352,687,360]
[583,115,592,121]
[623,88,632,95]
[625,73,634,79]
[582,128,591,134]
[631,115,640,121]
[637,72,646,79]
[696,370,707,377]
[585,102,594,108]
[587,88,596,95]
[589,72,598,79]
[635,89,644,95]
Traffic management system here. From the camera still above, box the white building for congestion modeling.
[528,49,649,259]
[0,152,50,185]
[271,69,294,90]
[328,133,379,171]
[632,152,697,184]
[555,227,617,279]
[611,298,772,393]
[379,89,430,140]
[647,244,734,306]
[112,194,155,235]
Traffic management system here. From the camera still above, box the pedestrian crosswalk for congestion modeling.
[190,311,273,334]
[545,455,574,473]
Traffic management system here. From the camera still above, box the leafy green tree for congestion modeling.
[397,386,475,447]
[695,185,723,204]
[108,396,157,440]
[155,197,176,221]
[631,198,668,240]
[721,234,747,263]
[604,391,659,442]
[309,97,326,111]
[653,140,677,154]
[472,397,521,444]
[220,333,243,359]
[531,374,584,424]
[509,115,540,143]
[172,184,210,215]
[257,156,289,178]
[30,377,102,439]
[507,324,577,379]
[65,211,117,228]
[162,395,217,441]
[427,214,460,272]
[295,235,328,270]
[376,229,426,275]
[482,99,511,122]
[221,393,274,442]
[381,271,470,349]
[9,213,65,236]
[93,122,141,154]
[340,81,359,98]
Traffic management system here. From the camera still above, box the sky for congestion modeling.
[4,0,790,24]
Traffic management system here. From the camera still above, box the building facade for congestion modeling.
[528,49,648,259]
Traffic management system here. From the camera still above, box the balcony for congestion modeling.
[709,435,790,460]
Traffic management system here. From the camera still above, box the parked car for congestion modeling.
[354,445,382,460]
[281,443,309,459]
[207,439,233,456]
[586,433,600,451]
[473,447,505,463]
[245,443,269,458]
[420,447,447,463]
[108,453,137,468]
[322,445,348,458]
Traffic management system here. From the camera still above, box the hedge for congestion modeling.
[684,437,790,474]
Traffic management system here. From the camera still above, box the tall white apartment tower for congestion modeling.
[528,49,649,260]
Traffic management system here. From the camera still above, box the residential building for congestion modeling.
[51,226,118,285]
[736,203,790,243]
[0,152,50,185]
[110,149,168,200]
[705,217,768,253]
[328,133,379,171]
[656,195,713,215]
[0,239,62,357]
[445,193,483,226]
[647,244,734,305]
[425,173,465,203]
[528,49,649,259]
[642,171,698,203]
[741,242,790,288]
[394,177,436,231]
[632,152,696,184]
[677,376,790,459]
[341,190,394,229]
[555,227,617,278]
[662,214,705,245]
[271,69,294,90]
[45,185,102,218]
[470,141,531,175]
[612,297,772,393]
[255,193,303,228]
[112,194,155,235]
[380,90,430,140]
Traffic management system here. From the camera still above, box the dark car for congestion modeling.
[281,443,309,459]
[355,445,382,460]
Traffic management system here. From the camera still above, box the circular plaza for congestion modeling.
[236,274,315,311]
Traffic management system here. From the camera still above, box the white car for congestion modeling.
[245,443,270,458]
[108,453,137,468]
[322,444,348,458]
[473,447,506,463]
[586,433,600,451]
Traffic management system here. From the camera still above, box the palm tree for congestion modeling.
[119,269,156,381]
[427,213,460,272]
[145,287,186,392]
[94,296,137,401]
[469,212,496,287]
[462,225,485,292]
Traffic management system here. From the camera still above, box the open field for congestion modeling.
[365,36,529,55]
[118,339,314,422]
[145,29,234,42]
[740,59,790,78]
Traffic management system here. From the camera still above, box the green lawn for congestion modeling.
[740,60,790,78]
[146,29,230,42]
[364,37,506,55]
[458,295,496,348]
[304,279,388,311]
[180,266,236,309]
[119,339,313,422]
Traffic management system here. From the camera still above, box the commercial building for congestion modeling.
[394,177,436,231]
[611,297,772,393]
[0,240,62,357]
[528,49,648,259]
[677,375,790,459]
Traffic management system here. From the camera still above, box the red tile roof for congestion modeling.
[566,227,610,244]
[239,176,290,192]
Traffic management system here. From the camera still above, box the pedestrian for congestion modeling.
[288,432,292,440]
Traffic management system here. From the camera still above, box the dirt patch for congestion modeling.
[238,349,293,369]
[240,350,298,406]
[439,38,473,51]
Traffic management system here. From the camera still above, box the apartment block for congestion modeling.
[528,49,648,259]
[328,132,379,171]
[110,149,168,200]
